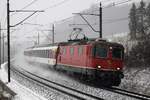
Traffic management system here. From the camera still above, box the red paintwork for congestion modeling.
[57,41,124,71]
[58,45,89,68]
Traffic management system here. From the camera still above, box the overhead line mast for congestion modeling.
[100,2,102,38]
[73,2,103,38]
[7,0,44,82]
[7,0,11,82]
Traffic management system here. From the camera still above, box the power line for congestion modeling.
[103,17,129,24]
[4,0,39,29]
[26,0,71,20]
[70,17,129,26]
[104,0,132,8]
[6,0,71,30]
[54,16,73,24]
[6,0,45,82]
[21,0,38,10]
[9,9,44,28]
[44,0,70,10]
[10,0,39,16]
[2,0,39,28]
[10,12,37,27]
[45,0,131,26]
[28,0,71,25]
[92,0,133,13]
[5,0,130,36]
[22,23,44,26]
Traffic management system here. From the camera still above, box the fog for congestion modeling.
[0,0,149,60]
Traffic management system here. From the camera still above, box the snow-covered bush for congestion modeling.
[125,34,150,67]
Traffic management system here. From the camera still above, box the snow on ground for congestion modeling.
[11,53,140,100]
[120,66,150,96]
[0,62,47,100]
[107,31,150,96]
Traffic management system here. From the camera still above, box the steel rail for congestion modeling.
[11,66,104,100]
[101,87,150,100]
[19,66,150,100]
[111,87,150,100]
[11,63,150,100]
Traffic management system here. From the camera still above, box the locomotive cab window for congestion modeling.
[112,48,122,59]
[63,47,66,55]
[70,47,74,56]
[78,46,83,56]
[93,45,108,58]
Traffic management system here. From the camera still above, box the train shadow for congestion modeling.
[25,62,112,89]
[48,65,113,89]
[74,77,111,89]
[60,71,112,89]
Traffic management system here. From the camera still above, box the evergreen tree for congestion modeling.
[129,3,137,40]
[146,3,150,35]
[126,1,150,68]
[136,0,146,39]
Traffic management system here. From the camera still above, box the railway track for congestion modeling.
[10,64,150,100]
[107,87,150,100]
[11,65,104,100]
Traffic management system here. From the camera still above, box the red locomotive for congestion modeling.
[24,38,124,86]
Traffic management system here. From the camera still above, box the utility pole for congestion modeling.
[7,0,44,82]
[52,24,54,44]
[100,2,102,38]
[37,32,39,45]
[7,0,11,82]
[73,2,103,38]
[3,33,5,63]
[0,23,1,66]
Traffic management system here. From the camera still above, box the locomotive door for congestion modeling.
[85,46,90,77]
[69,47,74,65]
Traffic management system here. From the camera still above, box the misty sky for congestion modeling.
[0,0,145,48]
[1,0,99,27]
[0,0,99,45]
[0,0,140,26]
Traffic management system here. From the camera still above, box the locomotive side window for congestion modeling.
[78,46,83,56]
[63,47,66,55]
[112,48,122,59]
[70,47,74,56]
[95,45,107,58]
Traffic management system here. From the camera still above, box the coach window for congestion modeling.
[46,50,48,58]
[37,50,39,57]
[47,50,49,58]
[44,50,47,58]
[44,50,46,57]
[40,50,42,57]
[42,50,43,57]
[70,47,74,56]
[78,46,83,56]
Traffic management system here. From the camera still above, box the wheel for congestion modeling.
[114,78,121,86]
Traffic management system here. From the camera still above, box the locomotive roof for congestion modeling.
[26,38,123,50]
[59,38,123,48]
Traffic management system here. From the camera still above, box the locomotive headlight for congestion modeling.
[117,67,120,70]
[97,65,101,68]
[110,47,112,49]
